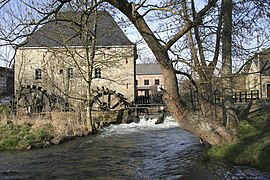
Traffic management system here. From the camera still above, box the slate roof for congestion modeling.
[24,11,133,47]
[136,63,161,75]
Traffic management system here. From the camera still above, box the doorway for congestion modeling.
[267,84,270,98]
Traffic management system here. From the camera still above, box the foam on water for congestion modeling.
[99,116,179,137]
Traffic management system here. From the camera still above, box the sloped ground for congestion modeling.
[208,99,270,172]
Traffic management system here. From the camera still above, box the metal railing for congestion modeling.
[134,94,163,105]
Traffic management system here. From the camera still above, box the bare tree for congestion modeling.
[221,0,237,129]
[104,0,270,145]
[102,0,236,145]
[1,0,270,144]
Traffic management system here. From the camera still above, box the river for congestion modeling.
[0,116,270,179]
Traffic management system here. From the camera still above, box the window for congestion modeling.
[154,79,160,85]
[35,69,42,80]
[267,84,270,98]
[94,68,101,78]
[144,79,149,85]
[67,68,74,79]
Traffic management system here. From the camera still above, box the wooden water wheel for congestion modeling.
[90,87,129,111]
[49,93,73,112]
[14,85,51,114]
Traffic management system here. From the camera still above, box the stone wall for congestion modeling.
[15,45,136,108]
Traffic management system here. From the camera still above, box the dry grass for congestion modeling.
[0,111,89,145]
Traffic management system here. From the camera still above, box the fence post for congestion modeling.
[239,92,242,102]
[135,105,138,117]
[214,91,217,104]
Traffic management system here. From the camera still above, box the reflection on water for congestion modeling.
[0,117,269,179]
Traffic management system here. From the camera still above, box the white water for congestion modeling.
[1,116,270,179]
[100,116,180,137]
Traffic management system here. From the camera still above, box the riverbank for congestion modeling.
[0,123,52,150]
[0,112,89,150]
[0,105,162,151]
[208,107,270,172]
[1,116,269,179]
[1,105,270,172]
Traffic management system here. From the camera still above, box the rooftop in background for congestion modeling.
[254,48,270,75]
[136,63,161,75]
[240,48,270,75]
[24,11,134,48]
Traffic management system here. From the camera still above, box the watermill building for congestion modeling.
[15,11,137,111]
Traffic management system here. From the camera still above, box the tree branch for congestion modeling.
[209,1,223,74]
[164,0,218,51]
[174,69,198,90]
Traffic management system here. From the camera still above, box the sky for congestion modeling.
[1,0,270,69]
[0,0,160,67]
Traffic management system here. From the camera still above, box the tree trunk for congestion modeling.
[221,0,238,130]
[106,0,236,145]
[83,14,94,133]
[159,58,235,145]
[82,3,98,133]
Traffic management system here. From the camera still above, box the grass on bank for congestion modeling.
[208,110,270,171]
[0,110,88,151]
[0,124,52,150]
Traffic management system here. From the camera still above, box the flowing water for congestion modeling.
[0,117,270,179]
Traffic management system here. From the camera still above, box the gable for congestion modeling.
[249,61,259,73]
[256,48,270,75]
[244,48,270,75]
[24,11,133,48]
[259,59,270,76]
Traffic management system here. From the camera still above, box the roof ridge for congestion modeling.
[24,10,134,47]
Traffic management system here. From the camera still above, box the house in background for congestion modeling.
[136,63,164,96]
[244,48,270,98]
[0,66,14,97]
[15,11,137,106]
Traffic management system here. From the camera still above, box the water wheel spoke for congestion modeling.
[96,99,102,106]
[107,93,119,109]
[15,85,51,114]
[22,96,32,107]
[90,87,130,111]
[107,93,111,109]
[107,96,118,104]
[101,91,105,108]
[111,101,121,109]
